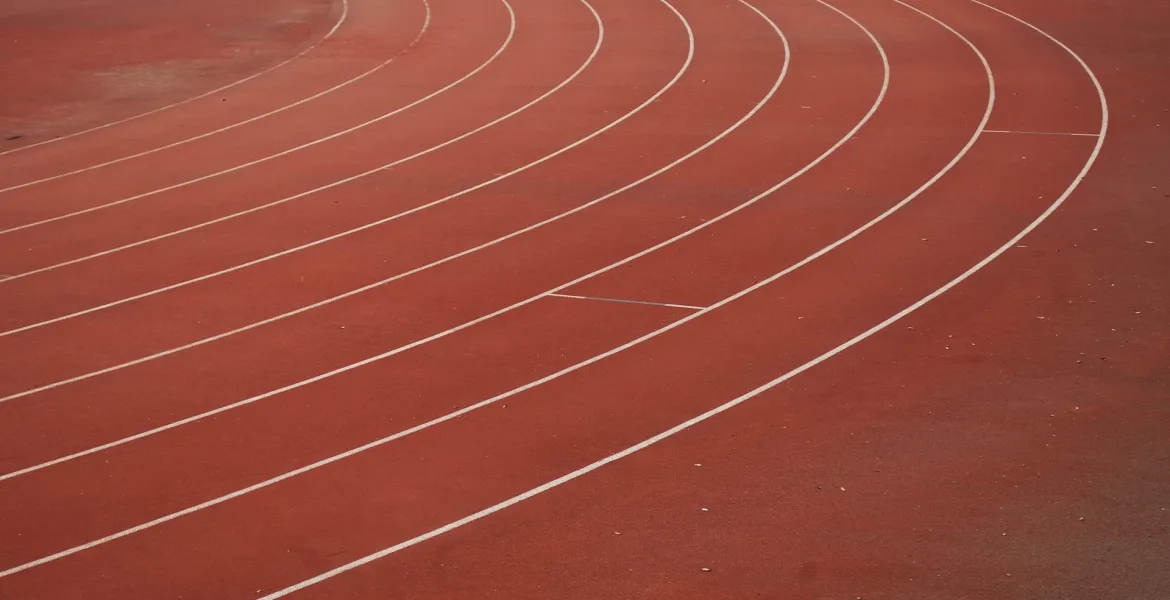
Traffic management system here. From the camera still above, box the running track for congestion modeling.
[1,0,1167,597]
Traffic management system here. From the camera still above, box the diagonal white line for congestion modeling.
[983,129,1098,137]
[547,293,705,310]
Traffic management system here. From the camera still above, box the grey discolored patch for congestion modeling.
[91,60,210,101]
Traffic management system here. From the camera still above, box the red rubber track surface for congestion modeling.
[0,0,1166,597]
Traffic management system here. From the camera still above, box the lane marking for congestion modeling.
[983,129,1098,137]
[257,1,1108,596]
[547,293,705,311]
[0,0,774,575]
[0,0,433,195]
[0,0,517,240]
[0,0,350,158]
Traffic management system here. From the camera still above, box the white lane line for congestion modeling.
[0,0,775,576]
[259,2,1108,596]
[547,293,705,310]
[0,0,781,484]
[0,0,351,158]
[0,0,433,195]
[983,129,1098,137]
[0,0,517,240]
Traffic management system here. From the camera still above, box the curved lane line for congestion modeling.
[256,2,1106,597]
[0,0,516,239]
[0,0,433,195]
[0,0,351,158]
